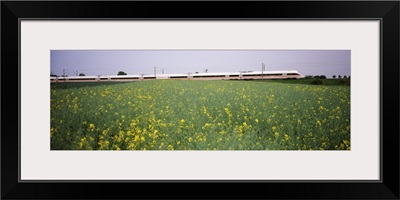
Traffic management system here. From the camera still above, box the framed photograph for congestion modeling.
[2,1,399,199]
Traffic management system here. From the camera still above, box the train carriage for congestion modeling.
[50,70,305,82]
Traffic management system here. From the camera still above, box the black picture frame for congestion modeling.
[2,1,399,199]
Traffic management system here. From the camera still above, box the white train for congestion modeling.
[50,70,305,82]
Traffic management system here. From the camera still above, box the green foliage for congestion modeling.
[305,75,313,79]
[338,79,350,85]
[265,79,350,86]
[310,79,323,85]
[313,75,326,79]
[117,71,127,75]
[51,80,350,150]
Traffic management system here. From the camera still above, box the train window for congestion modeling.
[68,78,96,81]
[170,76,187,78]
[197,75,225,78]
[243,74,268,76]
[111,77,139,80]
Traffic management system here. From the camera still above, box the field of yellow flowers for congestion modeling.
[51,80,350,150]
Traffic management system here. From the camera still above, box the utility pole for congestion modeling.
[154,66,156,78]
[63,69,65,82]
[162,68,164,74]
[76,70,78,76]
[262,63,264,80]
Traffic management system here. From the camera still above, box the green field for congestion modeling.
[50,79,350,150]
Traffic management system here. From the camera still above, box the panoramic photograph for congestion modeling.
[50,50,350,150]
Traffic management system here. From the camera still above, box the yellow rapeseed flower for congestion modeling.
[283,134,290,141]
[50,128,55,137]
[79,137,87,148]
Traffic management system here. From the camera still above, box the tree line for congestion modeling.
[305,75,350,79]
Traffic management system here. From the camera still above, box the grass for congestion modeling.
[257,78,351,86]
[51,79,350,150]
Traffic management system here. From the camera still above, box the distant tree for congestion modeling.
[343,75,347,79]
[313,75,326,79]
[338,75,342,79]
[348,76,351,79]
[305,75,313,79]
[117,71,127,75]
[332,75,336,79]
[79,73,86,76]
[50,71,57,77]
[195,72,199,74]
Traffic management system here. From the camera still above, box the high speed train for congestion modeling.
[50,70,305,82]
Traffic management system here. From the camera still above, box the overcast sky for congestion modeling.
[51,50,350,77]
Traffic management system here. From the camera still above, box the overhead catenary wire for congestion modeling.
[54,61,349,77]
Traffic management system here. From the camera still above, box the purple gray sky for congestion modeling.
[51,50,350,77]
